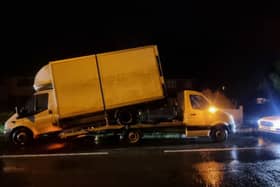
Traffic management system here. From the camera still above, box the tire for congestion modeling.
[125,130,142,144]
[10,128,33,146]
[211,126,228,142]
[115,109,136,125]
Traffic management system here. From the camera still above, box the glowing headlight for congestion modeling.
[273,120,280,128]
[208,106,218,113]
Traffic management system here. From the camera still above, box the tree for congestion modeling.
[269,61,280,94]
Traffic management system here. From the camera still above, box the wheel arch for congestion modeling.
[10,126,36,139]
[210,121,230,132]
[210,123,229,142]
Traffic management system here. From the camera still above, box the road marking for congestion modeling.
[164,146,276,153]
[0,152,109,159]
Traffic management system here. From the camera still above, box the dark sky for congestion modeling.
[2,1,280,100]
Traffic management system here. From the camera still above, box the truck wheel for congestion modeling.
[115,109,136,125]
[211,127,228,142]
[125,130,142,144]
[11,128,33,146]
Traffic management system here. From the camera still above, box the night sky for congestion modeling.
[2,2,280,101]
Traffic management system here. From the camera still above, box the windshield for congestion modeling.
[23,96,35,114]
[19,93,48,116]
[190,94,210,110]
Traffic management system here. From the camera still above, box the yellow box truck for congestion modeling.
[4,45,235,146]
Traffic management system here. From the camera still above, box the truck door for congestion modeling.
[33,93,60,135]
[184,92,210,126]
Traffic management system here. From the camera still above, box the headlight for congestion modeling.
[273,120,280,128]
[208,106,218,113]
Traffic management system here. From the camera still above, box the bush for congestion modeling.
[0,112,13,133]
[0,112,12,123]
[0,125,3,134]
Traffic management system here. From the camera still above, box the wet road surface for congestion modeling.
[1,132,280,187]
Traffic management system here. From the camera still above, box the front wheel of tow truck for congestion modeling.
[210,126,228,143]
[125,130,142,144]
[10,127,33,146]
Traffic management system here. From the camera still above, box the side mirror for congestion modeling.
[15,106,18,114]
[15,106,19,118]
[17,106,27,117]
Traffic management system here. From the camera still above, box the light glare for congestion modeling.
[209,106,217,113]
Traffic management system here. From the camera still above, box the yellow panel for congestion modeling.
[97,45,164,109]
[50,55,103,118]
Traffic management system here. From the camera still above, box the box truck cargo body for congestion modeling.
[50,46,164,119]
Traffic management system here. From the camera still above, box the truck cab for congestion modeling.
[4,89,62,145]
[180,90,235,141]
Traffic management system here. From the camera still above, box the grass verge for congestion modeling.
[0,125,3,134]
[0,112,11,135]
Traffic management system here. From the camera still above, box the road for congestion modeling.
[1,132,280,187]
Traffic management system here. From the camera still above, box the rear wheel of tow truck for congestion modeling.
[125,130,142,144]
[10,127,33,146]
[210,126,228,142]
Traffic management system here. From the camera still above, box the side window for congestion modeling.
[23,96,35,114]
[190,95,209,110]
[35,94,48,113]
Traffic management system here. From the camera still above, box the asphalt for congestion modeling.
[1,127,280,187]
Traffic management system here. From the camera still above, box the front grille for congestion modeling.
[260,121,273,127]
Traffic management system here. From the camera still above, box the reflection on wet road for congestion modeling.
[1,133,280,187]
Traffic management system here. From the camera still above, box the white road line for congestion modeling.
[0,152,109,159]
[164,146,276,153]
